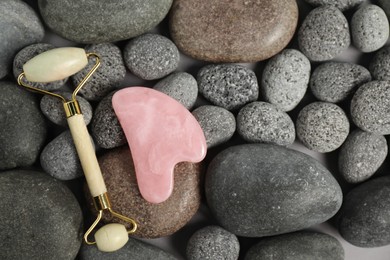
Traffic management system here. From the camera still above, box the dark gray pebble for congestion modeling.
[378,0,390,19]
[303,0,364,11]
[369,45,390,80]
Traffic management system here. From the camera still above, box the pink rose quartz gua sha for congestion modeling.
[112,87,207,204]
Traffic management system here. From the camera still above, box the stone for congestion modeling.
[154,72,198,110]
[112,87,206,203]
[91,92,126,149]
[13,43,67,91]
[94,223,129,252]
[186,225,240,260]
[72,43,126,101]
[169,0,298,62]
[79,237,177,260]
[337,176,390,247]
[245,231,344,260]
[197,64,259,111]
[303,0,364,11]
[351,5,389,53]
[0,170,83,260]
[0,0,44,79]
[351,81,390,135]
[369,45,390,80]
[192,105,236,148]
[339,129,387,183]
[0,82,47,170]
[38,0,173,43]
[378,0,390,19]
[261,49,311,112]
[237,102,295,146]
[124,34,180,80]
[86,146,202,238]
[296,102,349,153]
[298,6,350,61]
[40,91,93,126]
[205,144,343,237]
[310,62,371,103]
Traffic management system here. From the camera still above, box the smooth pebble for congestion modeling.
[369,45,390,80]
[303,0,364,11]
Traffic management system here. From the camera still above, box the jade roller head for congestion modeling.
[17,47,137,252]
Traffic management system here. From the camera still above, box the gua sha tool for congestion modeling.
[17,47,137,252]
[112,87,207,204]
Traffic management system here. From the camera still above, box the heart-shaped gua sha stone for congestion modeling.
[112,87,207,204]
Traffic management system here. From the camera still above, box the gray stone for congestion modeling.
[296,102,349,153]
[378,0,390,19]
[91,92,126,149]
[237,102,295,146]
[186,225,240,260]
[245,231,344,260]
[310,62,371,103]
[40,92,93,126]
[205,144,343,237]
[338,176,390,247]
[0,0,44,79]
[38,0,173,43]
[124,34,180,80]
[261,49,311,112]
[369,45,390,80]
[0,82,47,170]
[13,43,67,91]
[197,64,259,111]
[72,43,126,101]
[351,4,389,53]
[0,170,83,260]
[298,6,350,61]
[339,129,387,183]
[351,81,390,135]
[154,72,198,109]
[303,0,364,11]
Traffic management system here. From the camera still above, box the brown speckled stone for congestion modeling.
[169,0,298,62]
[86,146,202,238]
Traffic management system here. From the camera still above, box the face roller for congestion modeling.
[17,47,137,252]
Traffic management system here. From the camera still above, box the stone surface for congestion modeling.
[298,6,350,61]
[237,102,295,146]
[38,0,172,43]
[296,102,349,153]
[0,170,83,260]
[170,0,298,62]
[0,82,47,170]
[245,231,344,260]
[72,43,126,101]
[0,0,44,79]
[339,129,387,183]
[40,91,93,126]
[186,225,240,260]
[338,176,390,247]
[378,0,390,19]
[154,72,198,110]
[86,146,202,238]
[369,45,390,80]
[351,4,389,53]
[91,92,126,149]
[310,62,371,103]
[303,0,364,11]
[197,64,258,111]
[261,49,311,112]
[205,144,343,237]
[124,34,180,80]
[351,81,390,135]
[192,105,236,148]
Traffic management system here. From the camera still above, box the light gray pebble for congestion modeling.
[369,45,390,80]
[310,62,371,103]
[303,0,364,11]
[298,6,350,61]
[124,33,180,80]
[339,129,387,183]
[351,81,390,135]
[237,102,295,146]
[40,92,93,126]
[186,225,240,260]
[192,105,236,148]
[296,102,349,153]
[261,49,311,112]
[0,0,44,79]
[197,64,259,111]
[154,72,198,109]
[351,5,389,53]
[91,92,126,149]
